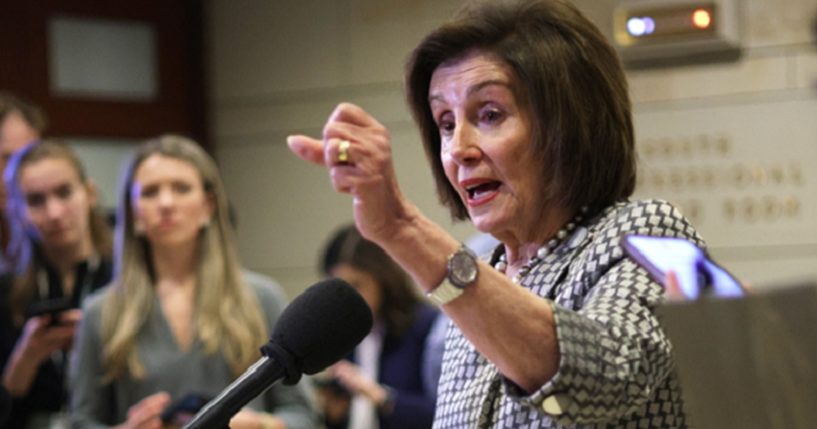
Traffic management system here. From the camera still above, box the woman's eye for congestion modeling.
[173,182,192,194]
[436,113,455,136]
[55,184,73,200]
[480,108,504,124]
[140,186,158,198]
[26,194,45,208]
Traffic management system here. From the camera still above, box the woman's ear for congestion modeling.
[203,192,216,227]
[133,219,146,236]
[85,179,99,207]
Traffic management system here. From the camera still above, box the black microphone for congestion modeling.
[183,278,372,429]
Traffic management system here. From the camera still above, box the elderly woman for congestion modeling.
[288,0,700,427]
[70,136,317,429]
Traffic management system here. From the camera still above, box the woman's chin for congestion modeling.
[470,216,506,237]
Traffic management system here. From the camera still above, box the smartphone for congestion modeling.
[313,375,351,397]
[25,297,74,323]
[160,393,211,426]
[621,234,744,299]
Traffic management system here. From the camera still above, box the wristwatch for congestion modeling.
[427,245,478,306]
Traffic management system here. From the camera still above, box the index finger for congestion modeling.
[664,270,686,301]
[58,309,82,324]
[126,393,170,428]
[130,392,171,418]
[328,102,384,130]
[287,135,325,165]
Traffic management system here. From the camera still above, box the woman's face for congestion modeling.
[430,50,546,241]
[330,263,383,317]
[131,154,213,250]
[18,158,95,252]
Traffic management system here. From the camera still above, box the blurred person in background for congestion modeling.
[318,224,443,429]
[0,92,46,271]
[69,135,317,429]
[0,140,113,428]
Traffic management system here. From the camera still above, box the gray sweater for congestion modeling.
[69,271,318,428]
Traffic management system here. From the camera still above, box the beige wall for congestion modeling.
[207,0,474,297]
[207,0,817,297]
[625,0,817,287]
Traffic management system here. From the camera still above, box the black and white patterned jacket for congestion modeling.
[433,199,702,428]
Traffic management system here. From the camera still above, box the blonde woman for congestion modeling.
[69,135,316,429]
[0,140,113,428]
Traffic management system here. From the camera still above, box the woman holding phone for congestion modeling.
[0,140,113,428]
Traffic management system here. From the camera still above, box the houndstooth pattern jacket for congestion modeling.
[433,200,702,428]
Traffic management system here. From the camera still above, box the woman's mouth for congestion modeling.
[158,219,177,229]
[463,180,501,206]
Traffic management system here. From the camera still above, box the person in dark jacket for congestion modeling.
[318,224,444,429]
[0,140,113,428]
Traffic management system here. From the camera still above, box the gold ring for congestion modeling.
[338,140,351,163]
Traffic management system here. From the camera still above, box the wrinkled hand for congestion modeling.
[328,360,386,405]
[287,102,414,244]
[118,392,170,429]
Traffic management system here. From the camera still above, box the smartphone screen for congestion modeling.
[621,234,744,299]
[699,259,744,298]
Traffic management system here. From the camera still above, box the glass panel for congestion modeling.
[49,16,157,100]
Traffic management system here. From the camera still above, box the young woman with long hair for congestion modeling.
[70,135,316,429]
[318,225,443,429]
[0,140,113,428]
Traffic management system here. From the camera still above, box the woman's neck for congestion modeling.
[499,208,572,267]
[42,236,94,293]
[152,241,199,351]
[151,241,199,287]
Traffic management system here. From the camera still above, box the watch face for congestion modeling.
[450,248,478,288]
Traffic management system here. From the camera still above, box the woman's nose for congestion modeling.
[157,188,175,207]
[447,124,482,165]
[45,197,66,219]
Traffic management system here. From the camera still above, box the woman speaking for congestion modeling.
[287,0,702,427]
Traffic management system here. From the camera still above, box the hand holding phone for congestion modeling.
[161,393,211,426]
[25,297,74,324]
[121,392,171,429]
[12,309,78,368]
[621,234,745,300]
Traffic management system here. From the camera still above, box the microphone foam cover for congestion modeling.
[267,278,373,376]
